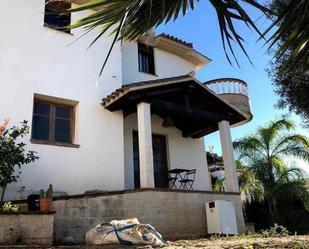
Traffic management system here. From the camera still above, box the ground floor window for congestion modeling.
[31,94,78,146]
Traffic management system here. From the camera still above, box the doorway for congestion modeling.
[133,131,168,188]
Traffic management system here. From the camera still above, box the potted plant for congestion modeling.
[39,184,53,212]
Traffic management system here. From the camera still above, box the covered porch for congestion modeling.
[102,74,249,193]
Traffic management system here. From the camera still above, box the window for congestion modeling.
[138,43,155,74]
[44,0,71,33]
[32,98,77,146]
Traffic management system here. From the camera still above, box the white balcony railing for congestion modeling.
[204,78,248,97]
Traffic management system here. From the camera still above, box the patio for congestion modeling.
[103,74,252,193]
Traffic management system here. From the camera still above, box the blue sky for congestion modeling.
[156,1,308,173]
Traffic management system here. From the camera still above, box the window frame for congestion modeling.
[31,98,79,148]
[138,43,156,75]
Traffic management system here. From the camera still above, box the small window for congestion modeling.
[32,98,76,145]
[138,43,155,75]
[44,0,71,33]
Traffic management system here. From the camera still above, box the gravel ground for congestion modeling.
[0,235,308,249]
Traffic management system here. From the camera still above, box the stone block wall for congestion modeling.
[0,212,54,245]
[51,189,245,243]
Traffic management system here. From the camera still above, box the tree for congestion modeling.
[0,120,39,206]
[233,118,309,224]
[265,0,309,71]
[267,0,309,125]
[235,160,264,201]
[66,0,308,73]
[211,159,264,201]
[268,52,309,126]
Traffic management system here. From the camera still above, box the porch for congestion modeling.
[102,74,251,193]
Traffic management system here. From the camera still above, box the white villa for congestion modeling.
[0,0,253,240]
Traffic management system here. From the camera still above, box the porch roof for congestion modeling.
[102,73,248,138]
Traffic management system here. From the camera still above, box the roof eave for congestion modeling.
[153,36,211,68]
[102,75,248,123]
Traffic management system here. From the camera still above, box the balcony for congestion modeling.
[204,78,252,125]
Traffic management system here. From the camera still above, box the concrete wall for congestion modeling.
[1,0,124,199]
[0,213,54,245]
[124,114,211,191]
[121,42,197,84]
[50,190,245,243]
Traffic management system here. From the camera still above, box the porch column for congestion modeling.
[219,120,239,192]
[137,102,155,188]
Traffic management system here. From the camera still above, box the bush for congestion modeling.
[244,199,309,234]
[260,224,289,237]
[293,244,309,249]
[0,120,39,206]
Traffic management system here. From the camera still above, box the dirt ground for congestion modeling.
[0,235,309,249]
[159,235,309,249]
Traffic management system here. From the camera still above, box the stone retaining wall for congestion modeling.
[0,212,54,245]
[50,189,245,243]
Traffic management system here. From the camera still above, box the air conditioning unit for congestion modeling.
[205,200,238,234]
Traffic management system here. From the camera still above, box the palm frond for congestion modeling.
[236,161,264,201]
[270,155,287,173]
[275,167,304,185]
[264,0,309,71]
[258,119,295,153]
[272,134,309,158]
[213,177,225,192]
[275,144,309,162]
[66,0,269,74]
[233,136,267,160]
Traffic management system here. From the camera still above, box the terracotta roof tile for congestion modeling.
[102,73,194,107]
[156,33,193,48]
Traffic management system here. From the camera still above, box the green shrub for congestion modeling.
[293,244,309,249]
[0,120,39,206]
[260,224,289,237]
[243,245,254,249]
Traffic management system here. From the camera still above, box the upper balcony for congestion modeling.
[204,78,252,125]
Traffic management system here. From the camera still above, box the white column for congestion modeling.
[219,120,239,192]
[137,102,155,188]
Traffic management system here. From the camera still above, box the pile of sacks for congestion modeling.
[86,218,165,246]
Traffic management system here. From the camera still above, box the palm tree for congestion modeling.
[211,160,264,201]
[236,160,264,202]
[233,118,309,224]
[65,0,308,73]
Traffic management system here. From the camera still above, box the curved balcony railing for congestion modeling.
[204,78,252,125]
[204,78,248,97]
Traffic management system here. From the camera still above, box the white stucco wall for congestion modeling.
[124,114,211,191]
[121,42,196,84]
[0,0,124,199]
[0,0,212,200]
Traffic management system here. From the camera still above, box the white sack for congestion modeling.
[86,218,165,246]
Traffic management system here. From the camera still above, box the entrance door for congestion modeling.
[133,131,168,188]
